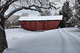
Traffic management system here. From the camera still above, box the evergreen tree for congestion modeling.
[59,1,72,27]
[75,0,80,20]
[72,0,80,27]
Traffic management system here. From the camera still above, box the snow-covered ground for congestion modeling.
[3,28,80,53]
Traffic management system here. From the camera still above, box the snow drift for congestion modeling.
[3,28,80,53]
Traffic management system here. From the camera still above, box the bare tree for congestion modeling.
[40,9,51,16]
[74,0,80,20]
[5,14,20,29]
[0,0,55,52]
[21,13,28,16]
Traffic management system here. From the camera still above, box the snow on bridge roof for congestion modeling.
[18,15,63,21]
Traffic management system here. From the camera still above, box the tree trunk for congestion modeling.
[0,18,8,53]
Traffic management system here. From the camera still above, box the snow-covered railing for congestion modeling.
[18,15,63,21]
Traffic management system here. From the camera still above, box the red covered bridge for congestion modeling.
[18,15,63,30]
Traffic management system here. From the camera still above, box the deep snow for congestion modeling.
[3,28,80,53]
[18,15,63,21]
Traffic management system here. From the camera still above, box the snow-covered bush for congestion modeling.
[5,14,20,29]
[40,9,51,16]
[21,13,28,16]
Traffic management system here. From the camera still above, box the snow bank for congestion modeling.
[18,15,63,21]
[3,28,80,53]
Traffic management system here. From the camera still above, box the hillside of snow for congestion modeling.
[3,28,80,53]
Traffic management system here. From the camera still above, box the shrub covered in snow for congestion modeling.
[5,14,20,29]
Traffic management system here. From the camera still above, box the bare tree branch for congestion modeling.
[38,0,43,6]
[0,0,18,14]
[8,0,18,6]
[29,5,51,9]
[49,3,59,10]
[4,4,52,19]
[1,0,58,19]
[0,1,10,14]
[4,6,42,19]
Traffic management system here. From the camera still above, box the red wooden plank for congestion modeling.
[44,21,51,30]
[20,20,61,30]
[44,21,61,30]
[19,21,25,28]
[24,22,29,30]
[36,21,43,30]
[50,21,61,29]
[26,21,30,30]
[56,21,61,28]
[29,21,36,30]
[57,21,61,26]
[49,21,55,29]
[51,21,57,29]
